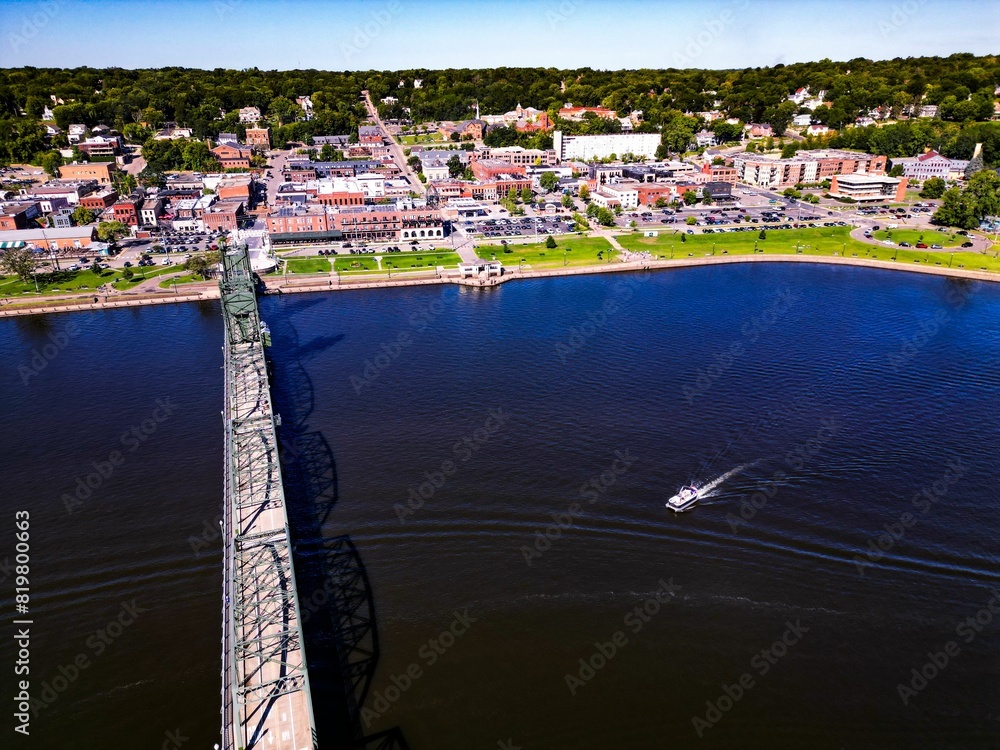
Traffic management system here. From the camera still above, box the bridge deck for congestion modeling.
[221,247,316,750]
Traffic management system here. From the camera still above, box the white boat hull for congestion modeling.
[666,486,702,513]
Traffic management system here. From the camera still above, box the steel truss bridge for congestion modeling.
[219,246,317,750]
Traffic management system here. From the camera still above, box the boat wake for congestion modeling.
[697,461,757,498]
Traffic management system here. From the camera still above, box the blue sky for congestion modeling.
[0,0,996,70]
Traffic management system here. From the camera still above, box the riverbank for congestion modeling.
[2,252,998,317]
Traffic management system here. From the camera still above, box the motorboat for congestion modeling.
[666,485,702,513]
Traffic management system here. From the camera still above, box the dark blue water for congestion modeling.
[2,264,999,748]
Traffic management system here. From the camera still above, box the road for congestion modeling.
[361,89,425,196]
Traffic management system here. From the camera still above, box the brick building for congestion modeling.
[211,142,252,170]
[245,127,271,149]
[59,161,117,185]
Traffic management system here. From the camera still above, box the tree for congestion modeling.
[41,151,62,177]
[765,100,798,137]
[596,207,616,226]
[654,196,667,208]
[122,267,134,281]
[683,190,699,205]
[97,221,129,242]
[545,235,557,249]
[539,171,560,193]
[586,202,600,218]
[407,155,422,172]
[561,193,574,209]
[759,229,767,240]
[0,248,37,282]
[920,177,946,199]
[686,215,697,225]
[964,169,1000,220]
[507,187,519,205]
[319,144,342,161]
[447,154,463,178]
[520,186,533,203]
[931,187,978,230]
[90,259,102,275]
[185,255,210,278]
[578,184,590,202]
[71,206,96,225]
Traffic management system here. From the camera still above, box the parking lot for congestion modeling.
[463,215,575,238]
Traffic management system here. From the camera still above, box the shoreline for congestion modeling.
[1,253,996,317]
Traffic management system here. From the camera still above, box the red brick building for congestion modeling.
[113,195,143,226]
[79,189,119,211]
[245,127,270,149]
[202,200,245,232]
[211,142,252,170]
[471,159,527,181]
[700,163,738,184]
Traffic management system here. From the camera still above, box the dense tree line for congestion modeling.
[0,54,997,168]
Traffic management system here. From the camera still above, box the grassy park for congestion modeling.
[615,226,1000,273]
[476,235,617,268]
[870,228,965,247]
[0,263,183,297]
[332,251,462,275]
[285,257,332,274]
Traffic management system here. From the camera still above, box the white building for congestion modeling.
[597,181,640,209]
[895,151,969,181]
[552,131,660,163]
[238,106,261,124]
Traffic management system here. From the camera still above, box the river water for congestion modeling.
[2,264,998,748]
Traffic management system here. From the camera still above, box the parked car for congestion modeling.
[916,243,928,249]
[930,244,943,249]
[961,241,974,248]
[123,261,133,267]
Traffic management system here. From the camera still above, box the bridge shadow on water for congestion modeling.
[266,298,409,750]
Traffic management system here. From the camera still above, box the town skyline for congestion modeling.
[1,0,997,71]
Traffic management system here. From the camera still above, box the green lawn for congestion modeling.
[615,226,1000,273]
[113,264,187,290]
[0,263,200,296]
[286,257,332,274]
[384,251,461,270]
[333,251,461,275]
[476,235,616,268]
[157,273,203,289]
[870,228,965,247]
[400,133,448,145]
